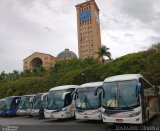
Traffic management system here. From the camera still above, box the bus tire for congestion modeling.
[73,112,76,120]
[29,115,33,117]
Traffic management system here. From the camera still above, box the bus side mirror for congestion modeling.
[72,90,78,100]
[16,99,20,104]
[94,86,102,96]
[46,96,50,102]
[102,91,105,98]
[62,92,70,100]
[136,83,142,96]
[41,97,43,101]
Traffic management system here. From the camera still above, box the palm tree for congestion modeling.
[97,45,111,63]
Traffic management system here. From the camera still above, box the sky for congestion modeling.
[0,0,160,73]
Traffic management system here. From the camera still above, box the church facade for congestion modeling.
[23,52,56,71]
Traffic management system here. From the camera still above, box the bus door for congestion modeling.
[138,78,148,122]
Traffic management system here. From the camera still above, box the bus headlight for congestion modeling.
[129,111,141,117]
[62,108,67,111]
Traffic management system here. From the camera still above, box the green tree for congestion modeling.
[97,45,111,63]
[12,70,20,80]
[0,42,160,97]
[0,71,6,80]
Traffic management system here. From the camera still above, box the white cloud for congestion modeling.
[0,0,160,73]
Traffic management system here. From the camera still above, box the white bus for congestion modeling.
[17,95,34,116]
[101,74,160,124]
[30,93,43,117]
[75,82,103,120]
[44,85,79,119]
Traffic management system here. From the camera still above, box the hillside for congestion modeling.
[0,43,159,98]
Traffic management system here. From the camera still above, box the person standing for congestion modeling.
[39,106,44,122]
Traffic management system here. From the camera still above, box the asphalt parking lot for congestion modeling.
[0,115,160,131]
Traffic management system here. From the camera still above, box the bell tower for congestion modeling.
[76,0,101,59]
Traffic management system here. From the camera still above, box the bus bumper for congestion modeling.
[75,111,102,120]
[102,113,143,124]
[31,109,39,117]
[3,110,17,117]
[17,109,31,116]
[44,110,71,119]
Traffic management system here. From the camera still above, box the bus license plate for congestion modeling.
[51,115,54,118]
[116,119,123,122]
[84,116,88,119]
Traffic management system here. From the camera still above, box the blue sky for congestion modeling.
[0,0,160,73]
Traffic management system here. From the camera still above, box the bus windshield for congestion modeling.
[76,87,100,110]
[102,80,140,109]
[32,94,42,109]
[47,90,66,110]
[19,96,31,109]
[3,98,12,110]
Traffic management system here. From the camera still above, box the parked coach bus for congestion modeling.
[75,82,103,120]
[44,85,79,119]
[17,95,34,116]
[101,74,159,124]
[30,93,43,117]
[1,96,21,117]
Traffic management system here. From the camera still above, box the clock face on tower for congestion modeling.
[80,9,91,21]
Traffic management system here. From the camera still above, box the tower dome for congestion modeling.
[57,49,77,60]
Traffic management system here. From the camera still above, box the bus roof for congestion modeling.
[35,93,43,95]
[42,92,48,95]
[4,96,21,100]
[41,92,48,100]
[41,92,48,97]
[34,93,43,97]
[80,82,103,88]
[22,94,35,97]
[104,74,143,83]
[49,85,79,91]
[6,96,21,98]
[0,98,5,101]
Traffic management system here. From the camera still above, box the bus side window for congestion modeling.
[64,93,72,107]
